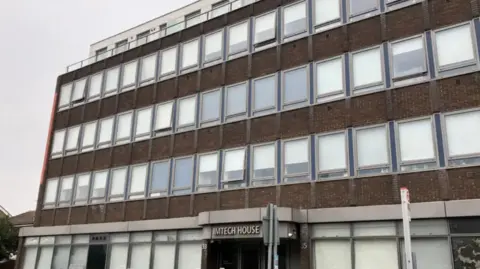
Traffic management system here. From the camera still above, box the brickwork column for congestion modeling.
[299,224,311,269]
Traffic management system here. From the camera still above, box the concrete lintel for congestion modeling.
[20,226,69,237]
[128,217,199,231]
[445,199,480,217]
[208,208,261,224]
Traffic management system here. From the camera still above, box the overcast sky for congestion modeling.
[0,0,195,215]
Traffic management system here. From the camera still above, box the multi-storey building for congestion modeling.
[16,0,480,268]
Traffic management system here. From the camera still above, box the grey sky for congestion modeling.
[0,0,194,215]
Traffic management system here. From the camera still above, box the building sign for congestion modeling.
[213,225,261,236]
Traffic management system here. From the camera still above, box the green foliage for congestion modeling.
[0,217,18,261]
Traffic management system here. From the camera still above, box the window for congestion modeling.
[88,72,103,100]
[115,112,133,144]
[150,161,170,197]
[152,244,175,269]
[316,56,344,102]
[204,31,223,63]
[44,179,58,206]
[51,130,65,157]
[81,121,97,152]
[121,60,138,90]
[154,101,174,135]
[181,39,199,70]
[355,240,398,269]
[185,10,202,28]
[225,82,247,121]
[115,39,128,54]
[391,36,427,85]
[65,126,80,154]
[177,96,197,130]
[109,167,127,201]
[135,107,153,140]
[37,246,54,269]
[444,110,480,166]
[59,83,72,109]
[90,170,108,203]
[52,244,70,269]
[140,54,157,84]
[283,138,310,182]
[434,23,477,75]
[177,243,202,269]
[314,0,341,30]
[252,74,276,116]
[228,21,249,56]
[254,12,277,47]
[211,0,230,18]
[222,148,246,189]
[172,157,194,195]
[314,241,351,269]
[251,143,276,186]
[160,47,177,76]
[129,164,148,199]
[356,125,390,175]
[58,176,74,206]
[352,46,383,93]
[97,117,114,148]
[69,246,88,269]
[96,47,108,61]
[400,239,452,269]
[349,0,378,19]
[283,1,307,38]
[397,118,437,171]
[317,132,348,179]
[136,31,149,46]
[197,153,219,192]
[72,78,87,103]
[130,233,152,269]
[105,67,120,95]
[200,89,221,126]
[283,66,309,107]
[73,173,90,205]
[108,235,128,269]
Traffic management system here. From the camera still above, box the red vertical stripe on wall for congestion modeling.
[40,92,58,184]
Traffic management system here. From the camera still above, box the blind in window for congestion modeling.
[136,108,153,135]
[155,102,173,130]
[284,2,306,24]
[436,24,475,67]
[66,126,80,150]
[314,241,351,269]
[178,97,196,126]
[355,240,398,269]
[82,122,97,147]
[98,118,114,143]
[356,126,388,167]
[353,48,382,88]
[88,73,103,98]
[141,54,156,81]
[316,57,343,96]
[130,244,151,269]
[117,113,133,139]
[161,48,177,74]
[110,168,127,196]
[318,133,346,171]
[225,149,245,171]
[52,130,65,153]
[200,154,218,172]
[177,243,202,269]
[152,244,175,269]
[182,40,199,68]
[445,111,480,157]
[130,165,147,193]
[59,84,72,107]
[52,246,70,269]
[315,0,341,25]
[122,61,137,87]
[21,248,37,269]
[254,145,275,169]
[37,247,54,269]
[229,23,248,46]
[108,244,128,269]
[285,139,308,164]
[105,67,120,92]
[44,179,58,203]
[205,32,222,55]
[398,119,435,162]
[255,12,276,34]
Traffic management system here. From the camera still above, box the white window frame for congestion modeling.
[200,88,222,127]
[136,31,150,47]
[109,166,128,202]
[389,34,429,87]
[227,20,250,59]
[196,152,219,192]
[73,173,91,205]
[316,130,349,180]
[224,81,248,122]
[386,0,423,12]
[180,38,200,72]
[80,120,98,153]
[90,169,109,203]
[282,1,308,41]
[114,111,134,145]
[222,147,247,189]
[115,39,128,54]
[348,0,380,22]
[171,156,194,195]
[43,178,59,208]
[350,45,385,94]
[71,78,87,105]
[253,11,278,51]
[252,73,278,117]
[354,123,392,176]
[149,160,171,197]
[57,176,74,207]
[204,30,224,66]
[153,101,175,136]
[282,137,311,183]
[65,125,81,155]
[97,116,115,149]
[250,142,277,186]
[104,66,121,97]
[315,55,346,103]
[128,163,149,199]
[139,53,158,86]
[120,60,138,92]
[87,71,104,101]
[159,46,178,79]
[176,95,197,132]
[134,106,153,141]
[51,129,66,158]
[313,0,343,32]
[282,65,310,109]
[58,83,73,111]
[395,116,438,172]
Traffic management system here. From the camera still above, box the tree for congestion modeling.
[0,217,18,261]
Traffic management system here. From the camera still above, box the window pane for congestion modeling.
[135,108,152,136]
[253,76,276,111]
[174,158,194,189]
[436,24,475,68]
[400,239,452,269]
[350,0,378,16]
[284,2,306,37]
[199,153,218,185]
[355,240,398,269]
[229,22,248,54]
[161,47,177,75]
[314,241,351,269]
[88,73,103,98]
[182,40,199,68]
[130,244,151,269]
[224,149,245,181]
[178,243,202,269]
[201,90,221,122]
[59,84,72,107]
[205,31,223,62]
[52,130,65,154]
[110,168,127,197]
[317,58,343,96]
[52,246,70,269]
[141,54,157,81]
[284,67,308,104]
[318,133,347,171]
[398,119,435,162]
[255,12,276,44]
[69,246,88,268]
[130,164,148,195]
[81,122,97,148]
[226,83,247,116]
[108,245,128,269]
[72,78,87,102]
[354,221,396,236]
[315,0,341,25]
[152,244,175,269]
[91,171,107,199]
[445,111,480,157]
[74,174,90,202]
[284,139,309,175]
[105,67,120,93]
[253,144,275,179]
[44,179,58,204]
[37,247,54,269]
[356,126,389,167]
[66,126,80,150]
[392,37,426,79]
[98,118,114,144]
[151,161,170,193]
[22,248,37,269]
[59,176,74,203]
[353,47,382,88]
[116,113,133,141]
[312,223,350,237]
[178,96,196,126]
[155,102,174,131]
[121,61,137,87]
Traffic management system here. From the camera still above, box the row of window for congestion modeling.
[21,231,202,269]
[45,108,480,207]
[59,0,479,110]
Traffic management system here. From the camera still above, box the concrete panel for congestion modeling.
[70,222,128,234]
[198,212,210,226]
[128,217,199,231]
[20,226,69,237]
[445,199,480,217]
[208,208,261,224]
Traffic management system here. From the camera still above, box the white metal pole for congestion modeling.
[401,187,413,269]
